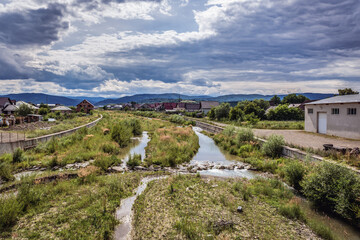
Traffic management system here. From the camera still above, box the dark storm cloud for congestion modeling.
[0,3,69,46]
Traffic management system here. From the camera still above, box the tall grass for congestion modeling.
[145,126,199,167]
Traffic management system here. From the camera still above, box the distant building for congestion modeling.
[2,104,18,115]
[51,106,73,114]
[200,101,219,114]
[185,103,201,112]
[305,94,360,139]
[163,102,178,112]
[76,100,94,113]
[0,97,13,114]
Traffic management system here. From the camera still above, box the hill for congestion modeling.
[96,93,334,105]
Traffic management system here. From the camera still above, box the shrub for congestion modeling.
[222,125,236,137]
[278,203,304,221]
[94,155,120,171]
[284,161,306,190]
[127,154,142,169]
[236,128,254,143]
[12,148,23,163]
[169,115,185,125]
[46,138,58,154]
[301,162,360,221]
[128,118,142,136]
[101,143,119,154]
[0,161,14,182]
[261,134,285,158]
[0,197,22,231]
[111,121,132,147]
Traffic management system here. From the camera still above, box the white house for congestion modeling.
[305,94,360,139]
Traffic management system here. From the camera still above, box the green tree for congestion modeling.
[338,88,359,95]
[208,108,215,119]
[282,94,309,104]
[38,107,49,115]
[270,95,281,105]
[215,103,230,120]
[17,104,33,117]
[229,107,244,121]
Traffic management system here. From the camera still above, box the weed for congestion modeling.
[261,134,285,158]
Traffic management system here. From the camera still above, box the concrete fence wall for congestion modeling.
[0,115,103,155]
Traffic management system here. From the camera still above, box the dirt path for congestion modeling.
[253,129,360,150]
[205,120,360,150]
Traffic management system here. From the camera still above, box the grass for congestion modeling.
[0,171,150,239]
[25,113,100,138]
[132,174,321,239]
[0,111,175,183]
[144,126,199,167]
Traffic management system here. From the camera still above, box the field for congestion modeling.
[133,174,321,239]
[0,171,166,239]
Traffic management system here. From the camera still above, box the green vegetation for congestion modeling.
[145,126,199,167]
[0,171,146,239]
[127,153,142,169]
[133,175,322,239]
[17,104,34,117]
[267,104,304,121]
[26,113,99,138]
[261,134,285,158]
[302,162,360,222]
[208,127,360,227]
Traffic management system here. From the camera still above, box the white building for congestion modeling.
[305,94,360,139]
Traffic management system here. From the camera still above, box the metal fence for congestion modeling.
[0,132,26,143]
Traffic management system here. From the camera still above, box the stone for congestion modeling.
[237,206,243,213]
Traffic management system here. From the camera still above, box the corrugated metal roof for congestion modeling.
[51,106,72,111]
[200,101,219,109]
[306,94,360,105]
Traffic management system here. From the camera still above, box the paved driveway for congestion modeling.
[205,120,360,150]
[253,129,360,150]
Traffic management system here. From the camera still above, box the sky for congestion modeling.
[0,0,359,98]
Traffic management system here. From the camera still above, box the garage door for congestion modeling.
[318,113,327,134]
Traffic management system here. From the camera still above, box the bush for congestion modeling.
[127,154,142,169]
[169,115,186,125]
[0,197,22,231]
[222,125,236,137]
[284,161,306,190]
[278,203,305,221]
[236,128,254,143]
[46,138,58,154]
[301,162,360,221]
[12,148,23,163]
[94,155,120,171]
[0,161,14,182]
[128,118,142,136]
[261,134,285,158]
[101,143,119,154]
[111,121,132,147]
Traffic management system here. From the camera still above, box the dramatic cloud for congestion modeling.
[0,0,359,97]
[0,3,69,46]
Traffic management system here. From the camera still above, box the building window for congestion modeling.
[308,108,313,114]
[331,108,339,115]
[347,108,357,115]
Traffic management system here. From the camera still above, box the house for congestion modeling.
[0,97,13,114]
[76,100,94,113]
[51,106,73,114]
[305,94,360,139]
[185,103,201,112]
[163,102,178,112]
[27,114,43,122]
[200,101,219,114]
[2,104,18,115]
[16,101,39,112]
[175,102,186,111]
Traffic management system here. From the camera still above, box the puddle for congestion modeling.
[114,176,167,240]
